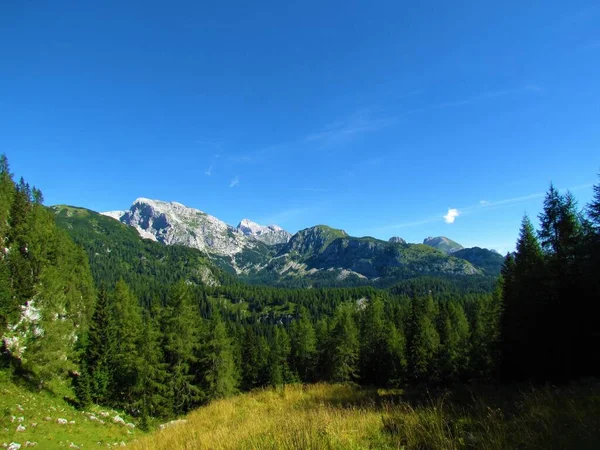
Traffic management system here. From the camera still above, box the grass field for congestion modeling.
[129,380,600,450]
[0,370,140,449]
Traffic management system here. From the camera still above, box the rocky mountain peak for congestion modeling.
[237,218,291,245]
[423,236,464,254]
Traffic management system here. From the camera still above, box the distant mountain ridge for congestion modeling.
[423,236,464,254]
[84,198,504,287]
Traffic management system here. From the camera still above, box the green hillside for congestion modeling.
[52,205,234,295]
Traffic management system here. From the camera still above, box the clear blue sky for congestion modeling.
[2,1,599,254]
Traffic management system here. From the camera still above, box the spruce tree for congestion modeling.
[268,326,293,386]
[198,312,238,401]
[110,280,143,410]
[289,307,317,382]
[359,297,390,386]
[407,296,439,383]
[240,327,270,390]
[135,310,170,428]
[437,301,469,382]
[83,288,115,404]
[328,303,359,383]
[161,281,201,415]
[385,321,407,386]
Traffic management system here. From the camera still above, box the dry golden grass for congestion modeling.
[128,381,600,450]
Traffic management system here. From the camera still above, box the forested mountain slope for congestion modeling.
[52,205,232,297]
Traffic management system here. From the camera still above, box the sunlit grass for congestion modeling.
[129,380,600,450]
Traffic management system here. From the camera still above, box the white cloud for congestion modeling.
[479,200,490,205]
[205,165,213,176]
[229,176,239,188]
[444,208,460,224]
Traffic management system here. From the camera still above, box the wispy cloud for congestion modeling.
[204,165,213,176]
[370,182,595,234]
[444,208,460,224]
[306,109,397,147]
[229,176,239,188]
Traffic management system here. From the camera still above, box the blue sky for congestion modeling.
[2,1,599,254]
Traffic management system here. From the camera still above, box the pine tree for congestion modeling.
[359,297,391,386]
[198,312,238,402]
[385,321,407,386]
[240,327,270,390]
[135,310,170,428]
[437,301,469,382]
[161,281,201,415]
[328,303,359,382]
[407,296,439,383]
[110,280,143,410]
[83,288,115,404]
[470,293,501,379]
[289,307,317,382]
[269,326,292,386]
[500,216,544,381]
[588,174,600,230]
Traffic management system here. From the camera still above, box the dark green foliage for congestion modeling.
[500,177,600,382]
[407,296,439,383]
[359,297,392,386]
[240,327,270,390]
[327,303,359,382]
[110,280,143,409]
[289,307,317,382]
[135,310,170,425]
[0,156,95,385]
[83,288,115,404]
[269,326,293,386]
[436,301,470,382]
[161,281,202,415]
[198,312,238,401]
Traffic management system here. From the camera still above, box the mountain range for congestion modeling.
[67,198,506,287]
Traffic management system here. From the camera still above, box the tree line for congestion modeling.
[74,276,501,426]
[500,181,600,382]
[2,151,599,426]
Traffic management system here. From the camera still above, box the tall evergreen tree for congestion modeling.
[135,310,170,428]
[289,307,317,382]
[110,280,143,409]
[240,327,270,390]
[198,312,238,401]
[83,288,115,404]
[268,326,293,386]
[161,281,201,415]
[407,296,439,383]
[437,301,470,382]
[327,303,359,382]
[359,297,391,386]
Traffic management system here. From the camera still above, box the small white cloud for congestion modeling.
[205,165,213,176]
[479,200,489,206]
[229,176,239,188]
[444,208,460,224]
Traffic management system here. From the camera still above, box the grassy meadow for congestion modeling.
[129,381,600,450]
[0,370,140,449]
